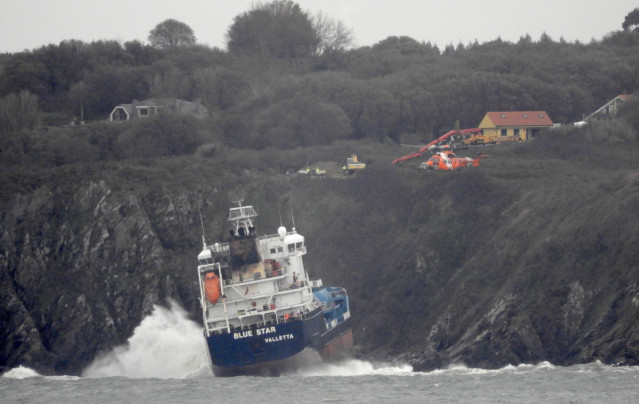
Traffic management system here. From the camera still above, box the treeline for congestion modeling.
[1,2,639,153]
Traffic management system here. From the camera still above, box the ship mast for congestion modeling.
[228,197,258,237]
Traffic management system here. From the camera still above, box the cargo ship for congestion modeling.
[196,200,352,376]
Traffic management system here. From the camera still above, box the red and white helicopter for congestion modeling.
[392,128,487,170]
[418,150,485,171]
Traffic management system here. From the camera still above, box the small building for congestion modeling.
[582,95,631,122]
[109,98,207,121]
[478,111,553,142]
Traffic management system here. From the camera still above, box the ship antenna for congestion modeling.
[290,200,296,232]
[198,209,206,248]
[279,206,283,227]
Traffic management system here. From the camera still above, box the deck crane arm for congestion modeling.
[391,128,482,164]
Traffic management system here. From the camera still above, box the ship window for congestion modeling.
[270,247,276,254]
[288,243,295,253]
[296,242,303,250]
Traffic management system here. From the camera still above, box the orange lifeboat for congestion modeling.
[204,272,221,305]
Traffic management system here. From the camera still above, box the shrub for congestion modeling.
[116,113,202,159]
[583,119,637,143]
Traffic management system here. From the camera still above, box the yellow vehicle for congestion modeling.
[343,154,366,175]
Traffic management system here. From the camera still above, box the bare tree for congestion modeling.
[313,11,354,56]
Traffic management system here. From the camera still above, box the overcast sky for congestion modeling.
[1,0,637,53]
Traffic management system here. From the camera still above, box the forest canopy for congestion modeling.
[0,3,638,153]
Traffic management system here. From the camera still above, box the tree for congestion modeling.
[148,19,196,49]
[622,8,639,32]
[227,1,316,59]
[254,95,351,148]
[116,113,202,158]
[0,90,40,133]
[312,11,354,55]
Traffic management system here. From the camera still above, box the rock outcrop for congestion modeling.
[2,143,639,374]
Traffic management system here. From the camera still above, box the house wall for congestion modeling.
[477,114,549,142]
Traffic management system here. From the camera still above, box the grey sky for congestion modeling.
[1,0,636,53]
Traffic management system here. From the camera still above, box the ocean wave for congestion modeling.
[1,366,80,381]
[296,358,413,377]
[414,360,639,376]
[82,300,212,379]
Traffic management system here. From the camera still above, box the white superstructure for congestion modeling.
[197,200,321,337]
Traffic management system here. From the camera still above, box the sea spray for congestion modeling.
[295,358,413,377]
[82,300,212,379]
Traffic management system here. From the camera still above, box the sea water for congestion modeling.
[2,302,638,404]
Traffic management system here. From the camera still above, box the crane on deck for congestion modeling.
[391,128,482,164]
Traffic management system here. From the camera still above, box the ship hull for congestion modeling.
[207,306,352,376]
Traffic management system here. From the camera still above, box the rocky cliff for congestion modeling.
[1,138,639,375]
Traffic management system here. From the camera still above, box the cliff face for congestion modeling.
[0,180,201,374]
[1,139,639,374]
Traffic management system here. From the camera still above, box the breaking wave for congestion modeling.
[296,359,413,377]
[82,300,212,379]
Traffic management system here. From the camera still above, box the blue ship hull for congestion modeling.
[207,296,352,376]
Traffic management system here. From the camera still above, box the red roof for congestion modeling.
[484,111,553,127]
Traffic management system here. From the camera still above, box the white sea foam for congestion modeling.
[1,366,80,381]
[296,358,413,377]
[82,300,212,379]
[1,366,41,379]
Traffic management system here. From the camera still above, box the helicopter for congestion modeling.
[418,150,486,171]
[392,128,482,164]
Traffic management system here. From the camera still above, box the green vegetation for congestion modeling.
[1,4,638,150]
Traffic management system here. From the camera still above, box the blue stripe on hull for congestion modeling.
[207,307,327,374]
[207,320,306,368]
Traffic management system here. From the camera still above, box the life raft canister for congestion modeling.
[204,272,221,305]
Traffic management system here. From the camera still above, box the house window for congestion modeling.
[514,128,520,136]
[139,108,149,117]
[500,129,508,136]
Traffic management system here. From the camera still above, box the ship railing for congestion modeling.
[206,300,321,334]
[221,279,309,306]
[222,267,287,286]
[211,243,230,253]
[198,263,218,274]
[257,230,299,241]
